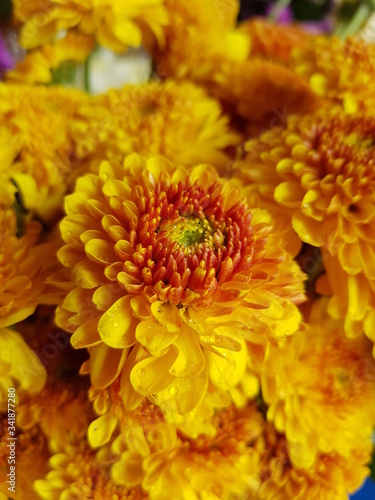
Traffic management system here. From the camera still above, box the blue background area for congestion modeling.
[351,479,375,499]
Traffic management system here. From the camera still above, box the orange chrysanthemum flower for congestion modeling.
[239,18,310,64]
[237,108,375,279]
[252,420,371,500]
[55,154,305,414]
[261,299,375,470]
[292,36,375,114]
[34,439,147,500]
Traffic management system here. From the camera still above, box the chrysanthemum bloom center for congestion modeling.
[123,177,253,305]
[305,115,375,182]
[307,337,373,406]
[180,404,262,459]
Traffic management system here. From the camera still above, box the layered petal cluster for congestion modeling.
[56,154,305,414]
[0,83,88,215]
[13,0,168,53]
[252,420,371,500]
[237,108,375,279]
[152,10,320,126]
[69,79,241,177]
[88,385,370,500]
[0,208,61,329]
[106,394,263,500]
[292,36,375,114]
[34,439,147,500]
[261,299,375,469]
[17,379,93,450]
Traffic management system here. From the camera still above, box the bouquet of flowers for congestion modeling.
[1,0,375,498]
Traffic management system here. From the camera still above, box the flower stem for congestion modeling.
[84,55,91,93]
[337,3,372,38]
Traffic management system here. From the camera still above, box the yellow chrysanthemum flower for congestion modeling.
[107,395,262,499]
[0,208,61,329]
[34,439,147,500]
[6,33,95,85]
[17,379,93,450]
[0,417,50,500]
[0,328,47,412]
[14,0,168,53]
[55,154,305,414]
[292,36,375,114]
[237,108,375,279]
[0,83,87,216]
[151,0,249,85]
[261,299,375,470]
[252,420,371,500]
[69,79,241,177]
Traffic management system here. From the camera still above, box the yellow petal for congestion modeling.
[156,367,208,414]
[130,349,177,396]
[71,316,101,349]
[88,413,118,448]
[135,319,179,356]
[111,451,143,486]
[120,345,149,410]
[169,324,205,378]
[90,343,129,389]
[98,295,137,348]
[150,301,181,332]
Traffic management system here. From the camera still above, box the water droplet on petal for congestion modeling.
[113,321,119,328]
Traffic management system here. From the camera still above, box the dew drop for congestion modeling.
[113,321,119,328]
[170,386,178,395]
[137,368,146,378]
[157,305,165,314]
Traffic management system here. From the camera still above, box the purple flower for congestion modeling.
[266,4,294,24]
[0,31,14,77]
